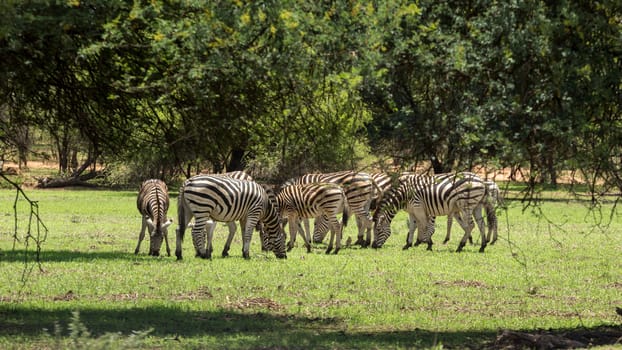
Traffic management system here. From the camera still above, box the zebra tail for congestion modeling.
[341,196,351,227]
[177,188,187,242]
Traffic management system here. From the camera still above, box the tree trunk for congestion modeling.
[227,147,246,171]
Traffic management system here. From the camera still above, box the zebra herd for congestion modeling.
[135,170,502,260]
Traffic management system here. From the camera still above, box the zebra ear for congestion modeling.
[146,218,155,232]
[162,219,173,229]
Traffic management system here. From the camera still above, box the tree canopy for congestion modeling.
[1,0,620,194]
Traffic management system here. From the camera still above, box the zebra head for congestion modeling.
[270,224,287,259]
[371,212,391,248]
[146,217,173,256]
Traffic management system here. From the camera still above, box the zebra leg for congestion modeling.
[364,219,373,248]
[222,221,237,257]
[473,206,487,249]
[135,217,148,255]
[444,215,453,244]
[333,217,343,255]
[286,216,299,252]
[163,227,171,257]
[303,220,312,253]
[241,217,258,260]
[485,203,498,245]
[423,219,435,251]
[404,213,416,250]
[303,218,313,243]
[191,218,210,259]
[203,220,216,259]
[354,215,366,246]
[325,218,339,254]
[455,213,477,252]
[360,215,373,248]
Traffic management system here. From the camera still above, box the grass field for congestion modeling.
[0,185,621,349]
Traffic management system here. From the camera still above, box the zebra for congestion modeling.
[372,172,488,252]
[444,180,502,245]
[175,175,286,260]
[276,182,350,254]
[313,171,394,246]
[135,179,173,256]
[285,171,376,248]
[397,172,486,250]
[195,170,262,257]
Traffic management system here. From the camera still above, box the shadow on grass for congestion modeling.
[0,249,158,263]
[1,304,620,349]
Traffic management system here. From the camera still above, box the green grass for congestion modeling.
[0,187,621,349]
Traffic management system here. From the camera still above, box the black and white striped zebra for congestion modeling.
[285,171,376,248]
[135,179,173,256]
[196,171,261,257]
[444,180,501,245]
[277,182,350,254]
[397,172,486,250]
[313,171,394,246]
[175,175,286,260]
[372,172,488,252]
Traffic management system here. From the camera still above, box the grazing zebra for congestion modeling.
[444,180,501,245]
[277,182,350,254]
[313,171,394,246]
[175,175,286,260]
[135,179,173,256]
[397,172,486,250]
[286,171,376,248]
[372,172,488,252]
[196,171,260,257]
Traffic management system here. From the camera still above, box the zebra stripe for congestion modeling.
[443,180,502,245]
[286,171,376,247]
[175,175,286,260]
[197,171,262,258]
[277,182,350,254]
[397,172,485,250]
[136,179,173,256]
[372,172,487,252]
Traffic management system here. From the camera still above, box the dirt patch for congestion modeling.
[490,326,622,349]
[226,296,283,311]
[52,290,77,301]
[434,280,488,288]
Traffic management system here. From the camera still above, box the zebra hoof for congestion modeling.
[243,252,250,260]
[442,239,449,244]
[325,247,333,254]
[479,246,486,253]
[456,243,465,252]
[402,243,412,250]
[333,248,340,255]
[222,252,229,258]
[354,238,365,246]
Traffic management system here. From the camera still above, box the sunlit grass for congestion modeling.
[0,187,621,349]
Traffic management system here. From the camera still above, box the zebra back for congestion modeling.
[136,179,172,256]
[277,182,347,221]
[287,171,374,216]
[137,179,170,229]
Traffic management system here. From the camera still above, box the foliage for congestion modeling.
[0,1,621,195]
